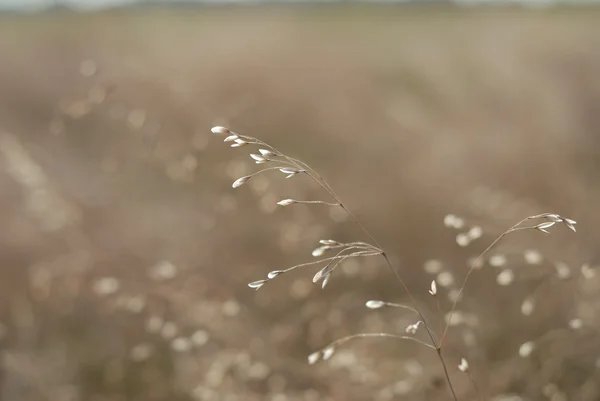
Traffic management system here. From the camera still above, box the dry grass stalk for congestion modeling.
[212,126,578,400]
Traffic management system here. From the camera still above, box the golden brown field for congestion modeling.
[0,6,599,401]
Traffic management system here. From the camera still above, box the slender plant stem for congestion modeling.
[441,217,530,346]
[239,134,458,400]
[294,200,341,206]
[328,332,436,350]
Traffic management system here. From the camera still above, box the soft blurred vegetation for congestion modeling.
[0,6,599,401]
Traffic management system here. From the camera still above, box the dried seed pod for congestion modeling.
[259,149,279,158]
[312,247,329,257]
[319,239,341,246]
[458,358,469,372]
[248,280,267,290]
[267,270,285,279]
[250,154,266,163]
[211,126,230,135]
[535,221,556,233]
[231,139,248,148]
[279,167,303,178]
[232,176,251,188]
[322,346,335,361]
[365,300,385,309]
[277,199,297,206]
[307,351,320,365]
[429,280,437,296]
[321,273,331,289]
[405,321,422,335]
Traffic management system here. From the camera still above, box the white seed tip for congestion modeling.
[322,347,335,361]
[555,262,571,280]
[267,270,284,279]
[319,239,340,246]
[223,134,238,142]
[518,341,535,357]
[259,149,278,158]
[321,273,331,289]
[524,249,543,265]
[365,300,385,309]
[468,226,483,240]
[521,297,535,316]
[496,269,515,286]
[312,247,328,257]
[456,233,470,247]
[277,199,297,206]
[308,351,320,365]
[489,254,507,267]
[250,154,266,163]
[211,126,230,135]
[312,268,325,283]
[429,280,437,296]
[232,176,251,188]
[248,280,267,290]
[581,263,596,279]
[405,321,422,335]
[458,358,469,372]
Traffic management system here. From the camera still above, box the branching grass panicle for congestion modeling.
[212,126,577,400]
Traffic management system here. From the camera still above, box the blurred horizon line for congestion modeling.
[4,0,600,14]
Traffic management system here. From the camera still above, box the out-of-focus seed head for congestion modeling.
[458,358,469,372]
[405,321,422,335]
[444,214,465,229]
[312,246,329,257]
[211,126,230,135]
[424,259,443,274]
[232,175,251,188]
[519,341,535,357]
[581,263,596,279]
[456,233,470,247]
[322,346,335,361]
[521,297,535,316]
[489,254,507,267]
[555,262,571,280]
[468,226,483,240]
[366,300,385,309]
[224,134,238,142]
[308,351,321,365]
[496,269,515,286]
[524,249,543,265]
[436,271,454,288]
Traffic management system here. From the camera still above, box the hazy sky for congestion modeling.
[0,0,136,10]
[0,0,592,10]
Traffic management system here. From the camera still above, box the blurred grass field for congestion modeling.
[0,6,599,401]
